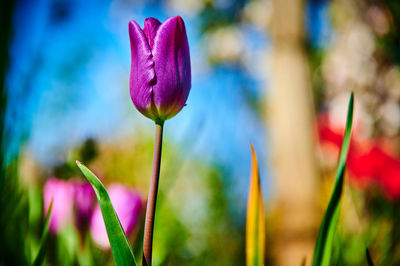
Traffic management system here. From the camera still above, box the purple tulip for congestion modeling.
[89,184,143,249]
[43,178,75,233]
[129,16,191,122]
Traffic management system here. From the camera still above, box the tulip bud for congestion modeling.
[89,184,142,249]
[129,16,191,123]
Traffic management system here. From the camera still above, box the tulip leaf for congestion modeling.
[32,199,53,266]
[311,92,354,266]
[366,248,374,266]
[76,161,137,266]
[246,144,265,266]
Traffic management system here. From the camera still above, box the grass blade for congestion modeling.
[76,161,137,266]
[366,248,374,266]
[246,144,265,266]
[32,199,53,266]
[311,92,354,266]
[300,256,307,266]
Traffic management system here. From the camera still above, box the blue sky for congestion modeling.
[6,0,329,211]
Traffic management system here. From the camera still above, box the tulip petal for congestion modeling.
[143,18,161,50]
[152,16,191,120]
[129,20,157,120]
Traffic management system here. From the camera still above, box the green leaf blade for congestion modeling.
[312,92,354,266]
[76,161,137,266]
[32,199,53,266]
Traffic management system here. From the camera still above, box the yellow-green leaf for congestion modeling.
[246,144,265,266]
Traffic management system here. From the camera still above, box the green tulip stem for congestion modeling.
[143,121,164,266]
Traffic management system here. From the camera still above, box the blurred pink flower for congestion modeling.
[71,179,95,226]
[90,184,142,249]
[43,178,75,233]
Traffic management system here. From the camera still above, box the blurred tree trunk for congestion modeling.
[268,0,319,265]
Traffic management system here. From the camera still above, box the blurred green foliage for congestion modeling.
[1,128,245,265]
[0,0,30,264]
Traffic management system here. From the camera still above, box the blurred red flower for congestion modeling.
[317,112,400,200]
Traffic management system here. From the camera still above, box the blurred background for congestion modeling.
[1,0,400,265]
